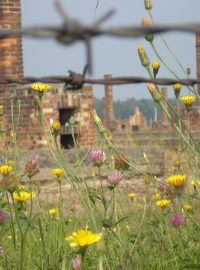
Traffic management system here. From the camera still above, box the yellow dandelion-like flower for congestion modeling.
[0,165,12,176]
[48,208,58,216]
[153,193,162,200]
[18,185,26,190]
[180,96,195,105]
[52,121,61,132]
[65,229,102,248]
[12,191,35,203]
[165,174,186,187]
[7,160,14,168]
[156,199,171,208]
[180,96,195,111]
[184,205,193,211]
[31,83,52,92]
[52,168,63,177]
[128,193,136,199]
[175,160,181,167]
[191,179,200,186]
[144,175,151,185]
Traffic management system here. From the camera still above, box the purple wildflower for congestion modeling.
[88,149,106,167]
[108,170,124,188]
[169,215,186,228]
[24,156,40,178]
[0,208,9,224]
[0,246,3,254]
[72,258,81,270]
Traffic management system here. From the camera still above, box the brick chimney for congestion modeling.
[103,74,114,130]
[0,0,23,78]
[161,87,168,126]
[196,34,200,95]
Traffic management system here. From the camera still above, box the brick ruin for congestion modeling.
[0,0,95,150]
[102,74,146,131]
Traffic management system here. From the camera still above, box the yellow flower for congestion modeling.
[18,185,26,190]
[180,96,195,111]
[12,191,35,203]
[65,229,102,248]
[49,208,58,216]
[153,193,162,200]
[7,160,14,168]
[144,175,151,184]
[165,174,186,187]
[0,165,12,176]
[31,83,52,92]
[156,199,171,208]
[184,205,193,211]
[52,121,61,132]
[52,168,63,177]
[152,61,160,76]
[191,180,200,186]
[173,83,181,98]
[173,83,182,91]
[175,160,181,167]
[128,193,136,199]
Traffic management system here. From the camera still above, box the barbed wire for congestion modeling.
[0,72,199,90]
[1,2,200,87]
[0,7,200,75]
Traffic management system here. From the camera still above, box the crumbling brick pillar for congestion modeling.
[78,86,95,147]
[0,0,44,150]
[0,0,23,78]
[161,87,168,126]
[196,34,200,95]
[103,74,114,130]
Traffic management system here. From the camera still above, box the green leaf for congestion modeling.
[114,216,128,226]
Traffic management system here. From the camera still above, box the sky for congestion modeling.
[21,0,200,100]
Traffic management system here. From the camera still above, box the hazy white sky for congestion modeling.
[21,0,200,100]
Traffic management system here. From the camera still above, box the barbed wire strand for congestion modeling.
[0,74,199,89]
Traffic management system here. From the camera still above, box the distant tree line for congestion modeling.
[94,97,176,124]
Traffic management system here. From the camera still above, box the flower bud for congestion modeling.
[0,106,4,117]
[141,18,154,42]
[173,83,182,98]
[152,61,160,77]
[144,0,152,10]
[186,67,191,76]
[52,121,61,136]
[137,44,150,67]
[146,83,162,102]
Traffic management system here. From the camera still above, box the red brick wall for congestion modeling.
[103,74,114,130]
[161,87,168,126]
[0,0,23,77]
[196,34,200,95]
[0,0,95,150]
